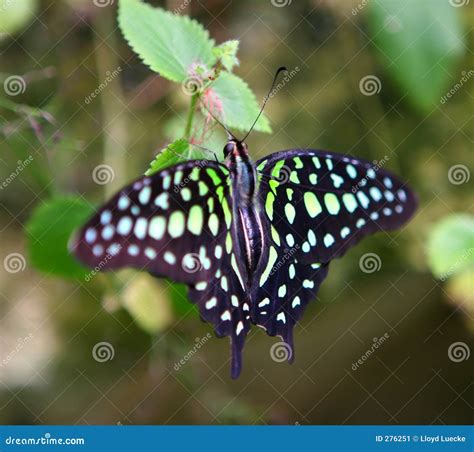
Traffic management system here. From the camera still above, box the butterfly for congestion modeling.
[71,136,417,378]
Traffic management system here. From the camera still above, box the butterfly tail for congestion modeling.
[284,328,295,364]
[230,338,243,379]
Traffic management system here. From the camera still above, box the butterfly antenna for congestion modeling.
[240,66,287,143]
[190,142,220,162]
[200,97,236,141]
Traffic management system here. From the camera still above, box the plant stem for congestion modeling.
[184,93,199,141]
[92,9,128,198]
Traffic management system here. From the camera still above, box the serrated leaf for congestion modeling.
[145,139,189,176]
[118,0,216,82]
[145,138,213,176]
[26,197,95,279]
[368,0,464,112]
[206,72,271,133]
[426,214,474,280]
[213,40,239,72]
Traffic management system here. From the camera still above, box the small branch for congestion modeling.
[184,93,199,141]
[92,9,129,197]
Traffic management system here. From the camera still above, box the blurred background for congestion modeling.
[0,0,472,425]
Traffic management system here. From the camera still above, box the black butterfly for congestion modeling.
[71,138,417,378]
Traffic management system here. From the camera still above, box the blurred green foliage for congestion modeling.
[0,0,472,425]
[369,0,464,112]
[0,0,38,39]
[427,214,474,280]
[26,197,95,279]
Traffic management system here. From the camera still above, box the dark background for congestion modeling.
[0,0,472,424]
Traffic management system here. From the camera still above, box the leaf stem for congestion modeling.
[184,93,199,141]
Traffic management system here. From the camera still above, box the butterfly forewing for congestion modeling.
[72,160,231,283]
[256,150,417,264]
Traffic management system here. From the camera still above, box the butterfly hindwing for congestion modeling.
[188,259,250,378]
[251,254,329,356]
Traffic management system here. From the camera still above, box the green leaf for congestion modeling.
[145,138,213,176]
[145,139,189,176]
[368,0,464,112]
[26,197,96,279]
[213,40,239,72]
[426,214,474,280]
[118,0,216,82]
[207,72,271,133]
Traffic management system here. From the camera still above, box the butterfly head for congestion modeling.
[223,139,249,162]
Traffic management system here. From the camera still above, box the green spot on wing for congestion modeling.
[304,192,322,218]
[342,193,358,213]
[324,193,341,215]
[265,191,275,220]
[293,157,303,169]
[188,205,204,235]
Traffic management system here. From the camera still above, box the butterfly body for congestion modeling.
[72,139,417,378]
[225,140,265,281]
